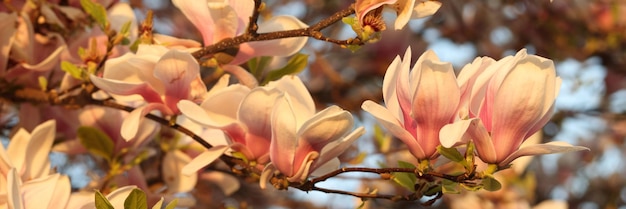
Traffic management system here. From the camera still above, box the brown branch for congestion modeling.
[191,4,361,59]
[246,0,263,36]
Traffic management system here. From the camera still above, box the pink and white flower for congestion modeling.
[440,49,589,167]
[362,48,460,160]
[355,0,442,30]
[177,76,315,174]
[172,0,308,65]
[260,92,365,185]
[90,45,206,140]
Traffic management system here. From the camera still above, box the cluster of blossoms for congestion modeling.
[0,0,589,207]
[363,48,588,168]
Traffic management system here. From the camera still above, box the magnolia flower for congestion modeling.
[177,76,314,174]
[3,169,71,209]
[5,13,66,88]
[260,93,365,185]
[362,48,460,160]
[355,0,442,30]
[440,49,588,167]
[0,120,56,183]
[90,45,206,140]
[172,0,308,65]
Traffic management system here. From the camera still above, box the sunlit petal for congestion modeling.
[163,150,197,193]
[499,141,589,167]
[24,120,56,180]
[172,0,216,45]
[153,49,201,113]
[270,95,298,177]
[182,145,229,176]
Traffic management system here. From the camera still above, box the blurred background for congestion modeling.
[5,0,623,208]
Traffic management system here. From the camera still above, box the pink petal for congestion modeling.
[227,0,254,34]
[465,119,497,164]
[270,95,298,177]
[286,152,318,182]
[231,16,308,64]
[153,49,202,113]
[411,59,460,158]
[89,74,163,104]
[490,54,556,162]
[172,0,217,45]
[21,45,66,72]
[259,163,275,189]
[499,142,589,167]
[362,100,426,158]
[310,158,340,177]
[182,145,228,176]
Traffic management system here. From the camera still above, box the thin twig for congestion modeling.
[192,4,361,59]
[246,0,262,36]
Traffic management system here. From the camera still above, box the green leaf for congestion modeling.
[164,199,178,209]
[262,53,308,85]
[441,179,460,194]
[374,125,391,153]
[392,161,417,192]
[437,145,464,162]
[61,61,83,80]
[119,21,132,36]
[95,190,114,209]
[124,188,147,209]
[247,56,273,78]
[77,126,115,162]
[80,0,109,30]
[482,175,502,191]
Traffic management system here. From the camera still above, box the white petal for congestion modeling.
[439,119,473,148]
[182,145,229,176]
[172,0,217,45]
[163,150,197,193]
[315,127,365,168]
[200,171,240,196]
[238,88,281,137]
[410,1,442,19]
[232,16,308,64]
[499,142,589,167]
[222,65,257,88]
[297,106,354,148]
[310,158,340,177]
[106,186,137,208]
[23,120,56,180]
[267,76,315,124]
[270,95,298,177]
[7,168,24,209]
[108,3,138,42]
[259,163,275,189]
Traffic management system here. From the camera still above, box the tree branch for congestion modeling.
[191,4,361,59]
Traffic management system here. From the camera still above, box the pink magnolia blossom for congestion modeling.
[440,49,588,167]
[260,92,365,185]
[362,48,460,160]
[177,76,315,174]
[172,0,308,65]
[355,0,442,30]
[90,45,207,140]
